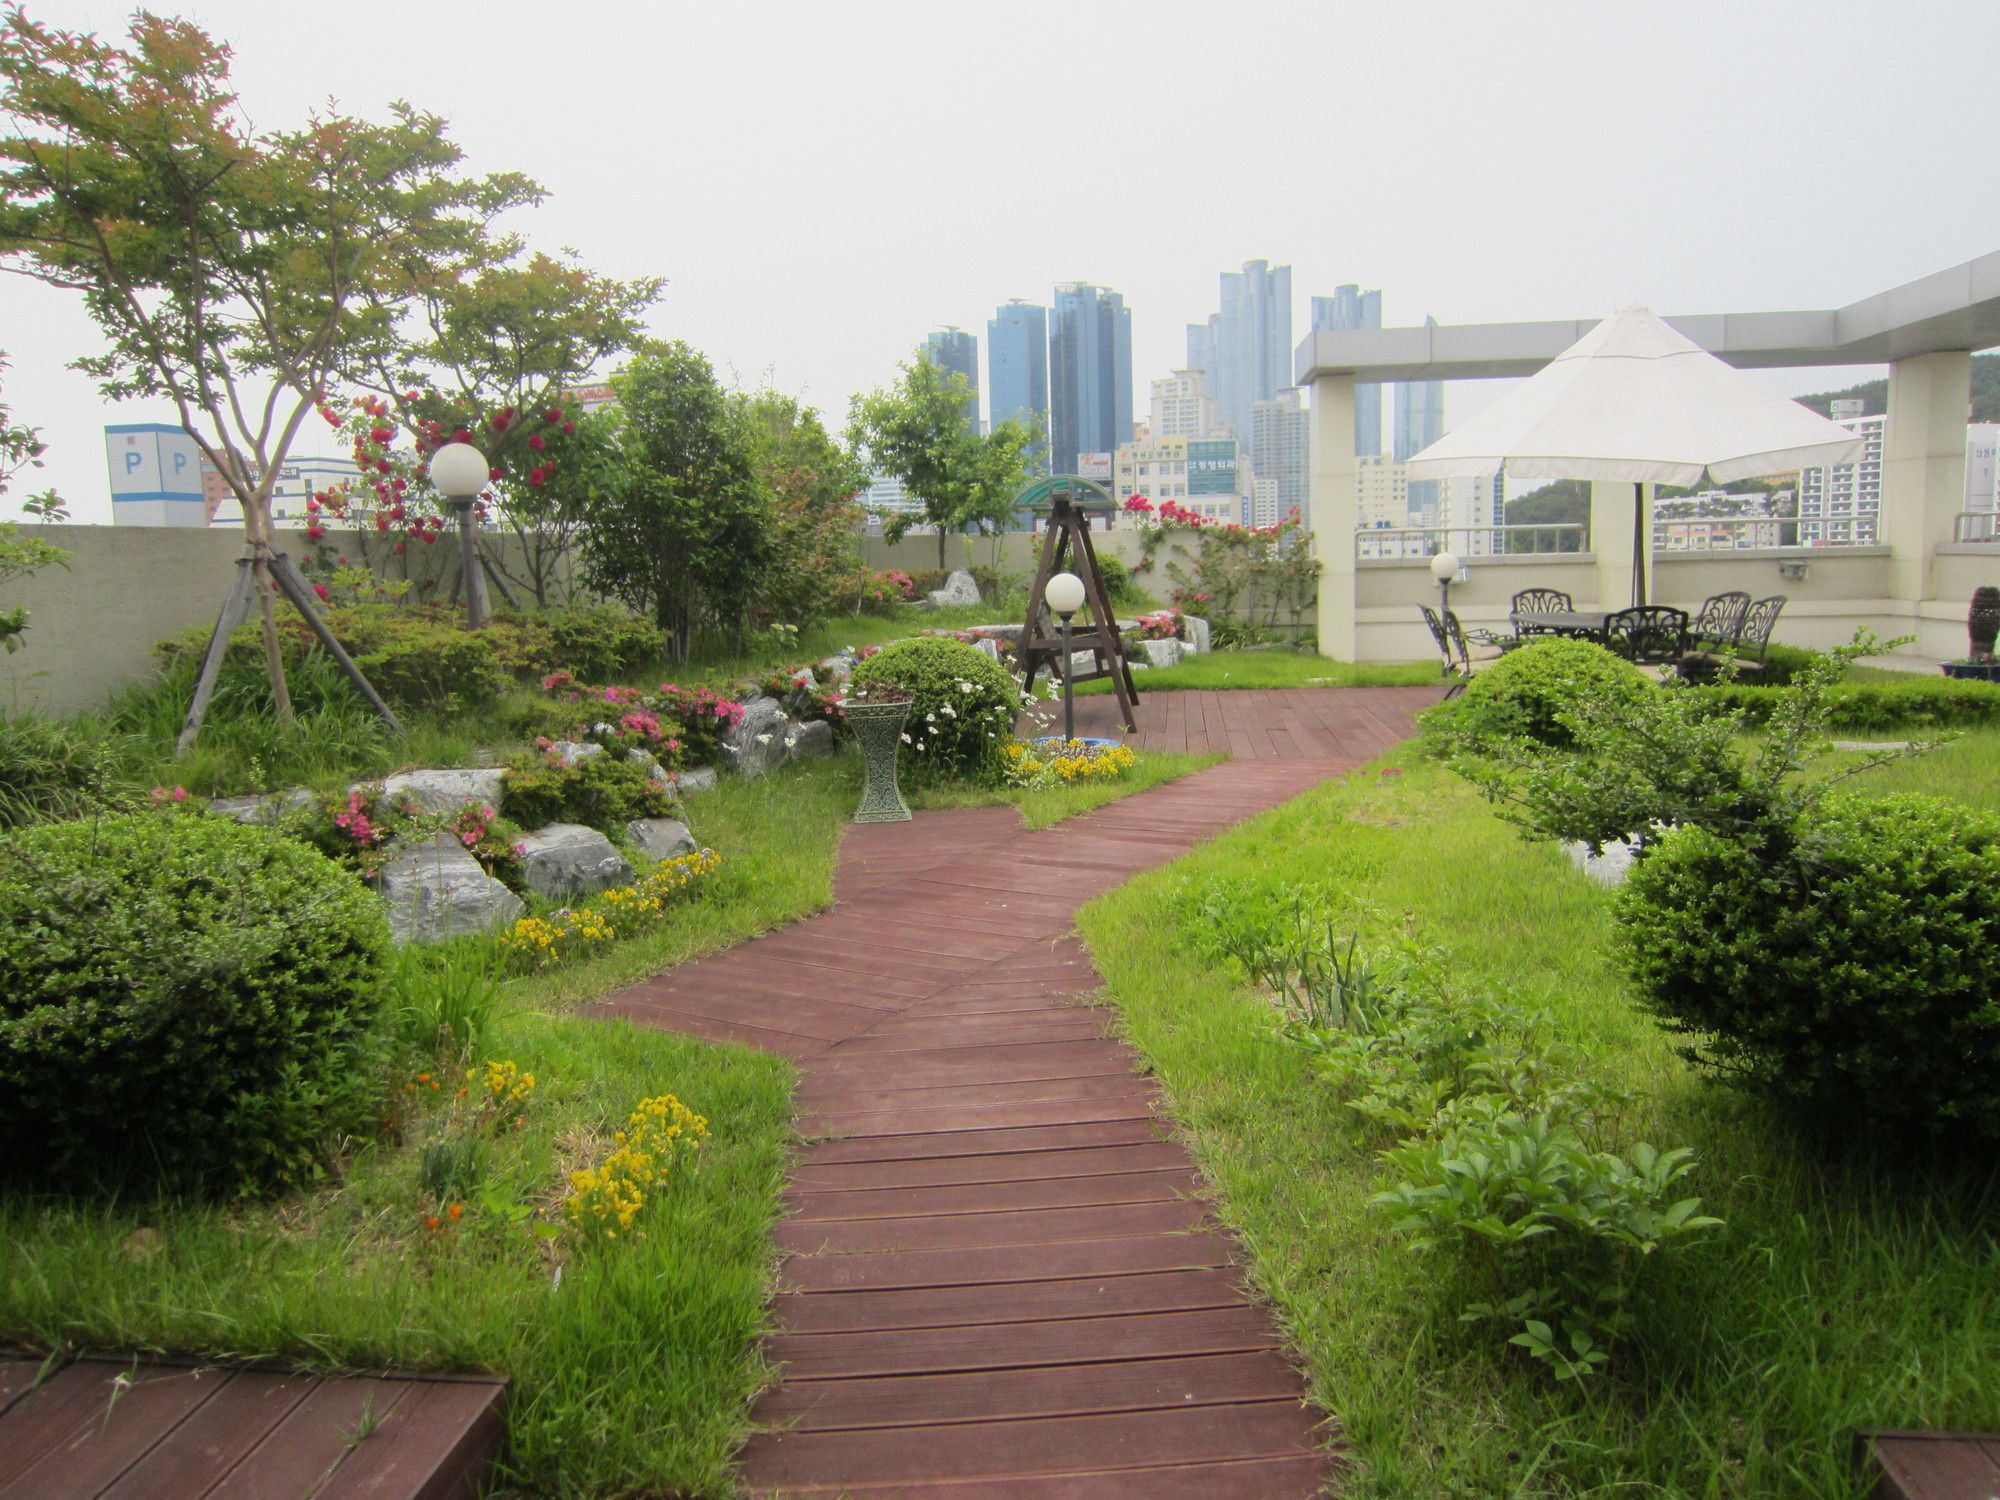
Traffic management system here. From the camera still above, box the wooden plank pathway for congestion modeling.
[0,1352,506,1500]
[1861,1430,2000,1500]
[594,686,1436,1496]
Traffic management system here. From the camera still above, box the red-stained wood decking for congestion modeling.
[593,686,1436,1496]
[1862,1430,2000,1500]
[0,1353,506,1500]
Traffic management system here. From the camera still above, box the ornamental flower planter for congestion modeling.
[846,699,913,823]
[1942,661,2000,682]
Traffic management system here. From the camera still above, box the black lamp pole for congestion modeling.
[1059,609,1076,743]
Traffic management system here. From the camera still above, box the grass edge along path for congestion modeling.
[1075,746,2000,1499]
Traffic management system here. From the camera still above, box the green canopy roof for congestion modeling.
[1015,475,1116,514]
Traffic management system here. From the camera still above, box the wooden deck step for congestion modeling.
[0,1354,506,1500]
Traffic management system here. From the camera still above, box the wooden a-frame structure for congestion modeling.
[1016,477,1140,734]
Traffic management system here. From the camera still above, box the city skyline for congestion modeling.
[3,1,1993,521]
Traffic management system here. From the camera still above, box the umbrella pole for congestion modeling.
[1632,481,1646,607]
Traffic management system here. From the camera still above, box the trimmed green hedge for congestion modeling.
[0,813,391,1193]
[1698,676,2000,731]
[1423,637,1654,750]
[851,635,1020,782]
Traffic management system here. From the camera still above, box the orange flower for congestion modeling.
[425,1215,440,1230]
[448,1203,463,1221]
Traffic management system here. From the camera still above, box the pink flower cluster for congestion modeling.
[619,709,666,743]
[333,789,383,847]
[451,801,498,850]
[1135,610,1184,641]
[149,785,188,805]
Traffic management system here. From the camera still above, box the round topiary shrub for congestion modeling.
[1616,790,2000,1144]
[850,636,1021,783]
[1426,636,1654,750]
[0,812,392,1193]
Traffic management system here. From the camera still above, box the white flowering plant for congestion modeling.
[848,637,1022,784]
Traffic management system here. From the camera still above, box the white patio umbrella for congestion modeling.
[1404,306,1868,605]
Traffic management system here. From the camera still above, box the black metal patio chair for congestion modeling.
[1510,587,1574,638]
[1602,605,1690,671]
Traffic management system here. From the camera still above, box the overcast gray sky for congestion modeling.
[4,0,1996,522]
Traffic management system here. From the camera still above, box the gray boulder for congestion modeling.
[817,652,856,684]
[1564,837,1639,889]
[625,747,684,792]
[626,817,697,862]
[725,696,794,779]
[927,569,981,608]
[376,833,524,945]
[517,823,635,902]
[789,719,834,760]
[970,637,1003,665]
[208,787,316,826]
[380,767,506,816]
[1140,637,1183,670]
[672,766,720,795]
[1183,616,1212,654]
[547,740,604,766]
[971,622,1024,643]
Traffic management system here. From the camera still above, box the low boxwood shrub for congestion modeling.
[1617,790,2000,1145]
[0,812,391,1193]
[1698,676,2000,731]
[850,636,1020,782]
[503,748,676,832]
[482,607,668,682]
[1424,637,1654,751]
[0,710,137,829]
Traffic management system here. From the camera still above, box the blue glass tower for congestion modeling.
[987,300,1048,467]
[1311,284,1383,457]
[924,327,980,430]
[1049,283,1132,477]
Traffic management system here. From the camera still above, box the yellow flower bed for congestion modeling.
[498,847,723,968]
[473,1057,536,1127]
[565,1092,710,1240]
[1002,738,1138,790]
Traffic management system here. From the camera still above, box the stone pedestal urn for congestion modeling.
[846,699,913,823]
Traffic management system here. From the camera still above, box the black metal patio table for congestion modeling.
[1513,609,1617,641]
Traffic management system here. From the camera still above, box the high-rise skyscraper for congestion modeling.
[986,300,1048,466]
[1186,260,1291,457]
[1250,388,1310,527]
[1049,283,1132,477]
[1395,316,1445,515]
[924,327,980,431]
[1311,284,1383,456]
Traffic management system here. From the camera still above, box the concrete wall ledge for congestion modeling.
[1358,551,1598,570]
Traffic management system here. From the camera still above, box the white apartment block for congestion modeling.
[1114,433,1244,524]
[1355,454,1409,530]
[1148,370,1216,439]
[1250,388,1309,528]
[1441,472,1505,555]
[1797,403,1883,546]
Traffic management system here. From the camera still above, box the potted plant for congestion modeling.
[842,677,914,823]
[1942,586,2000,682]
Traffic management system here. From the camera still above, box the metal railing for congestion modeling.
[1355,523,1587,560]
[1651,514,1799,551]
[1954,511,1999,543]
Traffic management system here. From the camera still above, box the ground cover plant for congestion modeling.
[1077,751,2000,1496]
[1076,649,1433,694]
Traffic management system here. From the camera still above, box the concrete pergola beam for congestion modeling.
[1295,249,2000,385]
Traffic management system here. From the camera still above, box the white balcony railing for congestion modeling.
[1354,523,1587,560]
[1954,510,1999,543]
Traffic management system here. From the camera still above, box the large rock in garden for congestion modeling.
[208,788,316,826]
[790,719,834,760]
[380,767,506,815]
[725,696,794,779]
[1140,637,1183,670]
[971,637,1003,665]
[517,823,635,901]
[626,817,696,862]
[377,833,524,945]
[548,740,604,766]
[1183,616,1211,654]
[625,747,684,793]
[672,767,719,794]
[927,569,981,608]
[818,652,857,684]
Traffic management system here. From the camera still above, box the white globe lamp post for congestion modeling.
[1429,549,1460,623]
[430,441,491,629]
[1045,571,1087,743]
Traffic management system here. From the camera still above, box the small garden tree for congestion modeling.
[577,342,771,658]
[0,351,63,651]
[0,8,538,738]
[733,389,865,627]
[849,349,1036,569]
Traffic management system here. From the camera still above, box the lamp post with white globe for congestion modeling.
[1044,570,1086,744]
[1430,549,1461,623]
[429,441,492,629]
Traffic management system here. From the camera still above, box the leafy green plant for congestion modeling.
[0,813,390,1194]
[0,710,137,829]
[849,635,1020,783]
[502,748,675,832]
[480,607,669,681]
[1699,674,2000,731]
[388,943,500,1062]
[1617,790,2000,1144]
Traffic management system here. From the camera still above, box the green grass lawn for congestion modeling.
[1841,726,2000,814]
[1079,649,1436,694]
[1076,748,2000,1498]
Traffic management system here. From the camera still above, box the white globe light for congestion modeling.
[1045,571,1086,616]
[429,441,489,500]
[1429,551,1460,583]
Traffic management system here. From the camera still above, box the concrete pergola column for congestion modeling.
[1883,350,1972,605]
[1308,374,1359,659]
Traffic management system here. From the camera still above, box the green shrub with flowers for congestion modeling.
[501,746,678,834]
[849,635,1021,784]
[499,847,724,969]
[565,1091,710,1242]
[0,811,390,1194]
[281,786,528,887]
[536,672,747,767]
